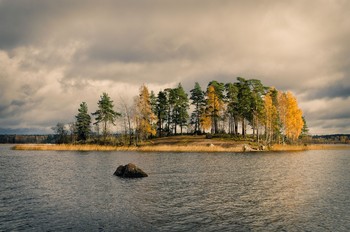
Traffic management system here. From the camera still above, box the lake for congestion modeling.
[1,145,349,231]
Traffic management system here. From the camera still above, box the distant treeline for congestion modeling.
[311,134,350,144]
[0,135,55,144]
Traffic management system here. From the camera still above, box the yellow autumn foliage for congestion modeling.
[135,84,157,140]
[278,91,304,141]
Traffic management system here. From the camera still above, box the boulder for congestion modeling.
[114,163,148,178]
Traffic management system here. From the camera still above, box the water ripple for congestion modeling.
[0,146,349,231]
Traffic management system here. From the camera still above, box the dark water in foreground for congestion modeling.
[1,145,349,231]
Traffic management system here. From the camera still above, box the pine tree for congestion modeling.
[75,102,91,142]
[156,90,168,137]
[225,82,239,135]
[92,93,120,142]
[173,83,189,134]
[300,116,309,137]
[248,79,266,142]
[150,90,157,116]
[236,77,251,137]
[190,82,205,134]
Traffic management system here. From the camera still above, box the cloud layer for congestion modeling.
[1,0,350,134]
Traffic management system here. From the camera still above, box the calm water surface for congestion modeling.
[1,145,349,231]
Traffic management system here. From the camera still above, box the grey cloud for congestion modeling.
[1,0,350,134]
[304,77,350,100]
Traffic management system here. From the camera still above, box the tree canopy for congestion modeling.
[54,77,306,145]
[75,102,91,142]
[92,92,121,142]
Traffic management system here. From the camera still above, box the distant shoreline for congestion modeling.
[12,143,350,152]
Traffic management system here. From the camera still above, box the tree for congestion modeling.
[225,82,239,135]
[206,81,225,134]
[248,79,266,142]
[150,90,157,116]
[75,102,91,142]
[156,90,168,137]
[172,83,189,134]
[92,93,121,142]
[236,77,252,137]
[68,122,77,143]
[52,122,68,144]
[135,85,157,142]
[264,89,279,144]
[119,96,135,145]
[165,88,176,134]
[190,82,205,134]
[278,91,304,142]
[300,116,309,137]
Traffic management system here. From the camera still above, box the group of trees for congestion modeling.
[52,77,307,145]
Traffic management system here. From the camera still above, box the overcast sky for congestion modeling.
[1,0,350,135]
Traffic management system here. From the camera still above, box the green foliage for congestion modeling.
[150,90,157,116]
[190,82,206,133]
[156,90,168,136]
[172,83,190,134]
[75,102,91,142]
[58,78,306,145]
[300,116,309,137]
[92,93,121,141]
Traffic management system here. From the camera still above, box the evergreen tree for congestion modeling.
[167,88,178,134]
[190,82,205,134]
[150,90,157,116]
[225,82,239,135]
[156,90,168,137]
[300,116,309,137]
[92,93,120,142]
[173,83,189,134]
[75,102,91,142]
[236,77,251,137]
[248,79,266,141]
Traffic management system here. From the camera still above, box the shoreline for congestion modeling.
[12,143,350,153]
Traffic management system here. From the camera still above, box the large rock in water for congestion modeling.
[114,163,148,178]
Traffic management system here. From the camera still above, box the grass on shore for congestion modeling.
[13,143,350,152]
[13,144,243,152]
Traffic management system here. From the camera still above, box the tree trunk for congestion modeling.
[242,118,245,137]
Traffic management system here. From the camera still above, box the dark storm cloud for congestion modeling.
[306,79,350,100]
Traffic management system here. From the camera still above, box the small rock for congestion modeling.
[242,145,252,152]
[113,163,148,178]
[208,143,215,147]
[205,134,213,139]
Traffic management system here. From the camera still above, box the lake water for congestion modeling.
[1,145,349,231]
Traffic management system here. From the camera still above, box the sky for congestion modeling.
[1,0,350,135]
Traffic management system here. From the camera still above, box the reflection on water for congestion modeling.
[0,145,349,231]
